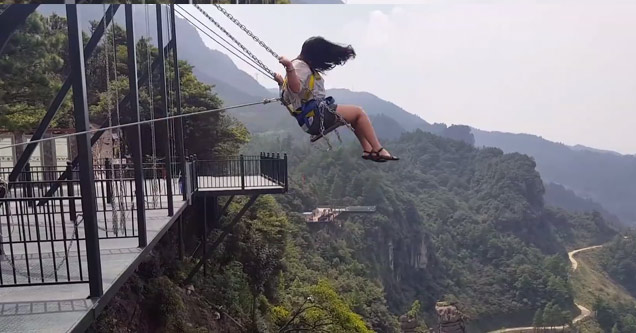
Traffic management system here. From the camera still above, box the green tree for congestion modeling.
[0,13,71,155]
[622,314,636,333]
[532,308,544,327]
[594,297,618,332]
[603,233,636,295]
[273,279,373,333]
[85,27,248,161]
[407,300,421,319]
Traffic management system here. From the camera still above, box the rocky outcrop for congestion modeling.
[435,302,466,333]
[399,314,420,333]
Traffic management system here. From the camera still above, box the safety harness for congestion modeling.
[281,72,334,133]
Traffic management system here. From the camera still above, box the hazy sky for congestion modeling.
[180,1,636,154]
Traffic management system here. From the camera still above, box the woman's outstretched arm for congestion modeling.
[279,56,301,93]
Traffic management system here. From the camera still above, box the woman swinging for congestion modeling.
[275,36,398,162]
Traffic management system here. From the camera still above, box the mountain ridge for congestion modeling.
[174,13,636,225]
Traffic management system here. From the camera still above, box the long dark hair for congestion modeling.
[297,36,356,73]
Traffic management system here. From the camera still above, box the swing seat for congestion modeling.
[310,120,346,143]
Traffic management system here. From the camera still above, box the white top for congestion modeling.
[281,59,326,111]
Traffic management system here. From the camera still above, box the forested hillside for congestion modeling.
[93,129,618,332]
[244,130,617,331]
[472,129,636,227]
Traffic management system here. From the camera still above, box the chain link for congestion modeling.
[193,4,277,80]
[311,102,355,151]
[194,4,357,149]
[212,4,279,60]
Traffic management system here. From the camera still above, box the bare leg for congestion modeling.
[355,132,373,157]
[336,105,393,158]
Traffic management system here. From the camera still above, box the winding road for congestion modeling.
[568,245,604,271]
[489,244,604,333]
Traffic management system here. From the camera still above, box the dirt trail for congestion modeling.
[488,245,604,333]
[569,245,604,271]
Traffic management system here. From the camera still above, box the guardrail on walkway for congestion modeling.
[0,154,286,289]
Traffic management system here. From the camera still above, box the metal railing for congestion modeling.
[194,154,287,191]
[0,197,87,287]
[0,153,285,288]
[260,152,288,192]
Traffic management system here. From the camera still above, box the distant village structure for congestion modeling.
[0,124,120,174]
[303,206,376,225]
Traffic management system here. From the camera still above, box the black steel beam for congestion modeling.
[183,194,259,285]
[170,4,187,201]
[66,4,103,298]
[178,216,184,260]
[8,5,120,186]
[219,195,235,218]
[203,196,207,276]
[125,4,147,248]
[156,4,174,216]
[37,39,176,206]
[0,5,38,55]
[189,195,233,258]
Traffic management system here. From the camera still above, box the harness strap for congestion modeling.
[281,71,327,132]
[281,72,317,114]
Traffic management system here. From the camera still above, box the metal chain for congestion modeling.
[310,102,355,152]
[192,4,277,79]
[212,4,279,60]
[319,104,332,150]
[198,5,357,151]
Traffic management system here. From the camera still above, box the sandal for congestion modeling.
[362,150,372,160]
[368,147,399,162]
[366,150,387,163]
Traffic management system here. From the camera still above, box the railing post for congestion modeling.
[259,152,263,179]
[284,153,288,192]
[66,161,77,223]
[240,154,245,190]
[105,158,113,204]
[190,155,197,192]
[263,153,267,180]
[67,4,103,297]
[276,153,281,185]
[24,163,34,207]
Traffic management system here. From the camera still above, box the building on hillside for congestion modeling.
[304,207,337,223]
[303,206,376,225]
[0,124,120,173]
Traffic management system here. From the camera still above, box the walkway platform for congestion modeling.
[0,174,285,332]
[0,197,186,333]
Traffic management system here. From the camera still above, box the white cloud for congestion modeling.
[364,10,391,47]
